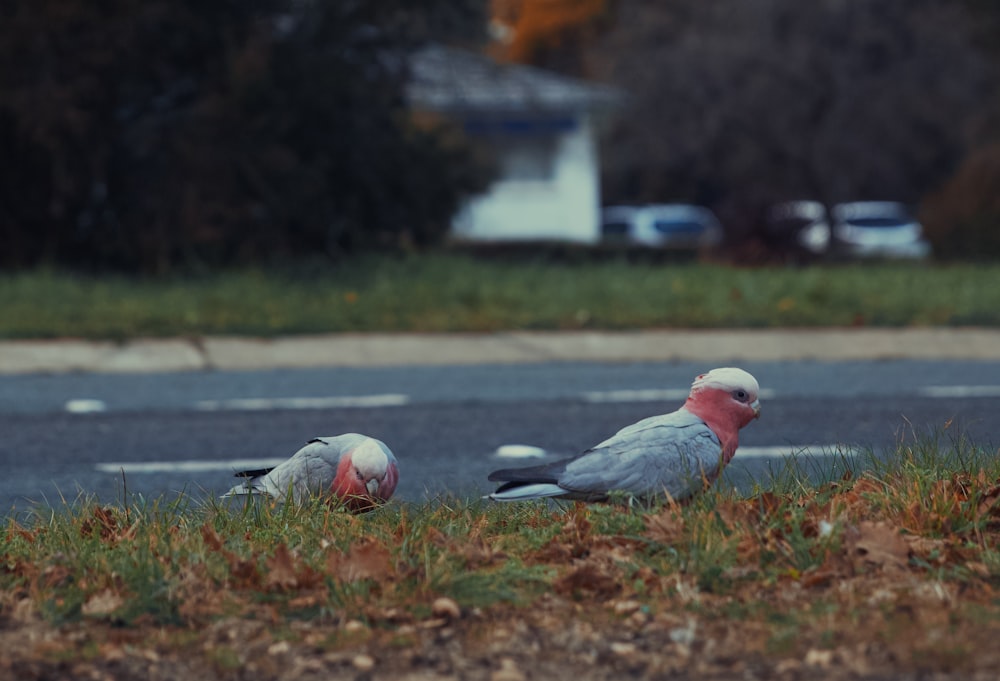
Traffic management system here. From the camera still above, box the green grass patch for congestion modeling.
[3,437,1000,623]
[2,255,1000,339]
[5,437,1000,677]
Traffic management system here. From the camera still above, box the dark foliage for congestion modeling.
[921,144,1000,260]
[585,0,996,249]
[0,0,489,272]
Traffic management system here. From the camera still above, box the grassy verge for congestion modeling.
[2,255,1000,339]
[3,438,1000,679]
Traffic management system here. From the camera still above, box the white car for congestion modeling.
[831,201,931,259]
[600,204,723,250]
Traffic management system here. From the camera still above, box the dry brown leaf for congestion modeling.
[265,543,299,590]
[588,536,642,563]
[431,596,461,620]
[200,523,225,552]
[714,499,759,530]
[754,491,786,516]
[228,555,261,589]
[80,506,136,543]
[561,505,592,543]
[844,521,911,572]
[528,540,573,564]
[81,589,124,617]
[553,561,621,599]
[842,478,885,501]
[976,483,1000,520]
[174,564,231,619]
[7,522,36,544]
[644,509,685,545]
[800,551,853,587]
[40,564,71,588]
[424,526,449,547]
[460,537,504,569]
[904,535,948,564]
[966,561,991,577]
[328,537,393,583]
[288,594,323,609]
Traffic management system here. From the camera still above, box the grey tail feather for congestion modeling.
[221,477,269,498]
[487,457,573,484]
[488,482,568,501]
[234,467,275,479]
[491,479,546,495]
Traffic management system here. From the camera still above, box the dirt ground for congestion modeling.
[4,586,1000,681]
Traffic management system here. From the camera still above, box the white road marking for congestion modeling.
[582,388,777,403]
[739,444,861,458]
[918,385,1000,398]
[194,394,410,411]
[95,458,289,474]
[492,443,856,461]
[97,445,854,476]
[495,444,548,458]
[582,388,689,403]
[65,399,108,414]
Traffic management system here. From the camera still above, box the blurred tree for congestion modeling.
[921,144,1000,260]
[0,0,488,272]
[920,0,1000,260]
[586,0,994,247]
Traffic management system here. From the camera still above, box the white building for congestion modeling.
[407,46,621,244]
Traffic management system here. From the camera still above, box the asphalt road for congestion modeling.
[2,359,998,516]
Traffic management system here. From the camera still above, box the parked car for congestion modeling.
[600,204,723,250]
[763,200,831,257]
[830,201,931,259]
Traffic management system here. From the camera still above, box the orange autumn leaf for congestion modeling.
[492,0,608,63]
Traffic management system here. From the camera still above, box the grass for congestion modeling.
[4,437,1000,677]
[2,254,1000,339]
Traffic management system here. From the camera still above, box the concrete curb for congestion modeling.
[1,328,999,375]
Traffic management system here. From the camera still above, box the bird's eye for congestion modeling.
[733,389,749,401]
[356,470,364,481]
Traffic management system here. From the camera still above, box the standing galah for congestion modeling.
[223,433,398,512]
[488,367,760,503]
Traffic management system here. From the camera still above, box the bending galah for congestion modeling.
[488,367,760,503]
[223,433,398,512]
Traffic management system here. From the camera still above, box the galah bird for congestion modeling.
[223,433,398,512]
[488,367,760,503]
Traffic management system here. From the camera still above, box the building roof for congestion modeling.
[407,45,622,114]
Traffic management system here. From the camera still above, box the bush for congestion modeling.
[0,0,489,273]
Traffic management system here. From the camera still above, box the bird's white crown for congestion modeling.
[691,367,759,396]
[353,438,390,476]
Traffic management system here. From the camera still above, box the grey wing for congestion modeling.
[256,436,354,501]
[593,409,701,447]
[559,416,723,500]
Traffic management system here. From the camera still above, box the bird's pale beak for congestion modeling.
[750,399,761,419]
[366,478,380,496]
